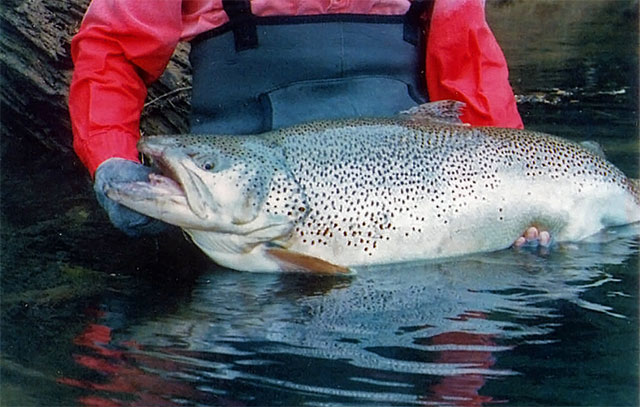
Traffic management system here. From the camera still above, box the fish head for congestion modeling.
[139,134,282,228]
[105,133,306,238]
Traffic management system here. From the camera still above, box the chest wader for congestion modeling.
[189,0,432,134]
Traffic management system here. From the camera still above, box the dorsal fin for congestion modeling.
[399,100,468,126]
[579,140,607,159]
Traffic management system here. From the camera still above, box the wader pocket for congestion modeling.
[261,76,423,130]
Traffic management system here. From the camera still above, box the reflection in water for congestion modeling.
[59,227,638,406]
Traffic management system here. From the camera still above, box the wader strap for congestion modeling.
[404,0,433,45]
[215,1,433,51]
[221,0,257,51]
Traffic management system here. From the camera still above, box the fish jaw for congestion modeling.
[104,175,212,230]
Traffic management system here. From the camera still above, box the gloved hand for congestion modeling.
[94,158,168,237]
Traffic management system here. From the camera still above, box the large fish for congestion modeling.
[106,101,640,273]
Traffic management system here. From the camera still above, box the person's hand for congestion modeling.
[94,158,168,237]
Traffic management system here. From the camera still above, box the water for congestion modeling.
[1,1,638,406]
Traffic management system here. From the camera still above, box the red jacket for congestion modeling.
[69,0,523,176]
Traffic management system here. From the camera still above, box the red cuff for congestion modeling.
[74,131,140,177]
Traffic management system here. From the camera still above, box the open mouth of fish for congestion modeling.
[106,146,189,205]
[143,154,185,197]
[145,172,184,196]
[129,139,191,198]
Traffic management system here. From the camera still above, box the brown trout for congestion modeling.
[106,101,640,273]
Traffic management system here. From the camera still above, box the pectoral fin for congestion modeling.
[265,248,352,274]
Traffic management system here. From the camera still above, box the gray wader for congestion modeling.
[189,1,432,134]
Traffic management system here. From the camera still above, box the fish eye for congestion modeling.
[203,162,215,171]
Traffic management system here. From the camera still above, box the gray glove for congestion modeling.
[94,158,168,237]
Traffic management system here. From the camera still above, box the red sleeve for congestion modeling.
[425,0,523,129]
[69,0,183,176]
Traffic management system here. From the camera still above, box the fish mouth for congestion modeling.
[105,139,218,230]
[146,172,184,196]
[146,159,183,192]
[139,140,214,220]
[140,148,186,198]
[105,146,186,206]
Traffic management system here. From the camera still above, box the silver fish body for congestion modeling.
[106,102,640,272]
